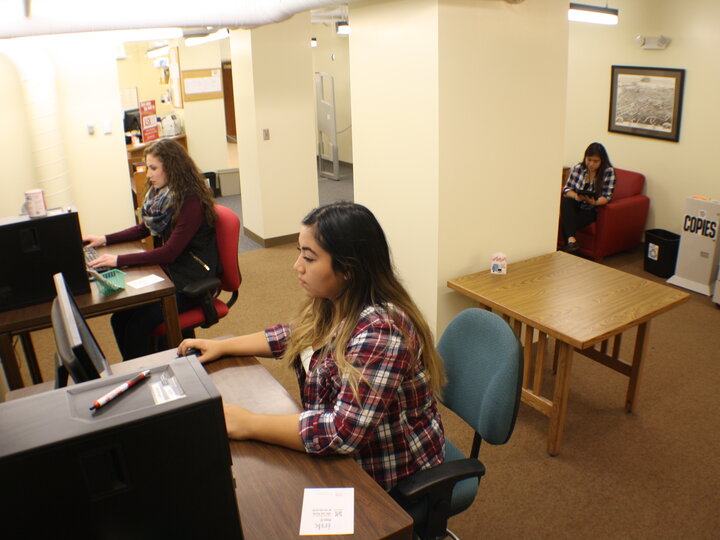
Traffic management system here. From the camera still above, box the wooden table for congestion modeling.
[8,349,414,539]
[0,242,181,390]
[448,251,690,455]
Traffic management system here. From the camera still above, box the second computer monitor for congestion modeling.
[51,272,111,388]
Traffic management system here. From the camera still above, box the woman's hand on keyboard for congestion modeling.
[88,254,118,269]
[82,235,107,248]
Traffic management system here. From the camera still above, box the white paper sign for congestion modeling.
[299,488,354,536]
[127,274,165,289]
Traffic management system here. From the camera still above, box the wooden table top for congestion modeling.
[448,251,690,349]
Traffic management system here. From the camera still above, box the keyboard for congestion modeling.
[84,246,112,274]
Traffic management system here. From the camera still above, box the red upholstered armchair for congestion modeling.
[559,168,650,262]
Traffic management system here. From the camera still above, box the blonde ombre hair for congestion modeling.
[282,202,446,398]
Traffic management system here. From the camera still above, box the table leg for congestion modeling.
[0,333,24,390]
[547,341,574,456]
[625,321,650,413]
[161,294,182,348]
[19,333,43,384]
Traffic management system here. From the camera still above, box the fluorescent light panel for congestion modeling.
[568,3,618,25]
[185,28,229,47]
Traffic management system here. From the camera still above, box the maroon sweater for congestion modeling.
[106,197,204,267]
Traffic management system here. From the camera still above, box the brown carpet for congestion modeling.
[8,245,720,539]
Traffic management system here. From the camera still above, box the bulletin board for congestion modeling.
[181,68,223,102]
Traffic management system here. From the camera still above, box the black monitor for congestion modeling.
[0,356,244,539]
[51,272,112,388]
[123,108,141,133]
[0,208,90,312]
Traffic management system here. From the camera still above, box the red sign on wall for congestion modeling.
[139,100,159,143]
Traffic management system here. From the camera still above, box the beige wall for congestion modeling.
[311,22,353,164]
[351,0,568,334]
[565,0,720,232]
[0,34,134,235]
[0,52,35,218]
[230,14,319,241]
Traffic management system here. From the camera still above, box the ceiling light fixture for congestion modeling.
[568,3,618,25]
[146,45,170,58]
[336,21,350,36]
[185,28,229,47]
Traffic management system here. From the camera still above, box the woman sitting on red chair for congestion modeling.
[560,142,616,253]
[84,139,220,360]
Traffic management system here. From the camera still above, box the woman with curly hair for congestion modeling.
[85,139,220,360]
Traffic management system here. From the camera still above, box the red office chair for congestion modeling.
[151,204,242,340]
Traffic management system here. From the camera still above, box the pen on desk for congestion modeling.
[89,369,151,411]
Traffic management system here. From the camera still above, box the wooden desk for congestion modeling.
[0,242,181,390]
[8,350,414,539]
[448,251,690,455]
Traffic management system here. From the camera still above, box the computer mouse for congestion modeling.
[184,347,202,357]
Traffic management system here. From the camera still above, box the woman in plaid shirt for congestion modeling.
[560,142,616,253]
[179,202,445,490]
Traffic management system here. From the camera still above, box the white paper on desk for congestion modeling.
[299,488,354,536]
[127,274,165,289]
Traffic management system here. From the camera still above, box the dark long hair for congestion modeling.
[581,142,613,197]
[144,139,216,226]
[284,202,446,396]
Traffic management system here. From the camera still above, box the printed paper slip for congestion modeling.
[127,274,165,289]
[299,488,354,536]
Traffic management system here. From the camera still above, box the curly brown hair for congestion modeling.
[144,139,216,226]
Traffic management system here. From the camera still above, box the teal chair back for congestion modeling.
[392,308,523,540]
[439,308,523,449]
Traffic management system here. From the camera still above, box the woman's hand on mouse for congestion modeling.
[178,338,222,363]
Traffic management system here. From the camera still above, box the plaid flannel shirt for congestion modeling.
[563,163,616,209]
[265,304,445,490]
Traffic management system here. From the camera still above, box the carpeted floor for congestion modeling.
[6,245,720,539]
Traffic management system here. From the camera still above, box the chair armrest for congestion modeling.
[180,277,222,327]
[180,277,221,298]
[595,195,650,249]
[392,459,486,540]
[393,459,486,500]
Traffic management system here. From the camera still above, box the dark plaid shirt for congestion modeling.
[563,163,616,209]
[265,304,445,490]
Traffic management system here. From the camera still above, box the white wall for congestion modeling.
[0,52,35,218]
[351,0,568,334]
[564,0,720,233]
[311,22,353,164]
[178,41,230,173]
[230,14,319,241]
[0,34,134,235]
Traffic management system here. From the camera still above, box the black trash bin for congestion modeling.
[202,171,220,197]
[644,229,680,278]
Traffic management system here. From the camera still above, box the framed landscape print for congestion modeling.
[608,65,686,142]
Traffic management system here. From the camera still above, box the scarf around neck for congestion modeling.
[141,186,174,236]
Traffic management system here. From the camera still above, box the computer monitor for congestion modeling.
[0,208,89,312]
[51,272,112,388]
[123,108,141,133]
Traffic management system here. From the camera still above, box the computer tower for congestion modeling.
[0,208,89,312]
[0,357,243,540]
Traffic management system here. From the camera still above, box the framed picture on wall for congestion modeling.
[608,65,686,142]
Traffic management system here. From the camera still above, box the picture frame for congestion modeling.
[608,65,686,142]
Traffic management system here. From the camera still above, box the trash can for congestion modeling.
[644,229,680,278]
[202,172,220,197]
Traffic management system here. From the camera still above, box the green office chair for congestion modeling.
[391,308,523,540]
